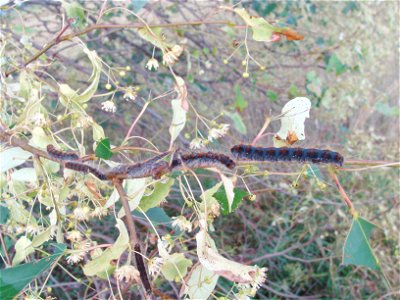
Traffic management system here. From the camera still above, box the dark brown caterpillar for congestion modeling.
[230,144,344,166]
[65,161,108,180]
[47,144,80,161]
[170,151,236,170]
[134,243,152,295]
[106,152,170,180]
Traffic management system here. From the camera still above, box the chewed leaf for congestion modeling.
[196,227,267,285]
[234,8,275,42]
[182,263,219,299]
[139,178,174,212]
[83,219,129,276]
[343,216,380,270]
[213,186,248,215]
[59,44,101,109]
[274,97,311,146]
[169,99,187,147]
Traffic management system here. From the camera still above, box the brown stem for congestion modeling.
[0,230,11,266]
[113,179,152,299]
[0,127,54,162]
[330,170,355,213]
[55,18,74,42]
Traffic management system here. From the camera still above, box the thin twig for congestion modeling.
[113,179,151,299]
[329,170,355,214]
[0,230,11,266]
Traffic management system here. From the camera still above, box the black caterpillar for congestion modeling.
[47,144,80,161]
[65,161,108,180]
[134,243,152,295]
[231,144,344,166]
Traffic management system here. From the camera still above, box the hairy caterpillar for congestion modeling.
[134,243,152,295]
[65,161,108,180]
[106,152,170,180]
[231,145,344,166]
[47,144,80,161]
[170,151,236,170]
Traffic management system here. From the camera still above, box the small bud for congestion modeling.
[223,59,228,64]
[105,83,112,90]
[119,70,126,77]
[260,66,266,71]
[241,60,247,66]
[125,66,131,71]
[242,72,250,78]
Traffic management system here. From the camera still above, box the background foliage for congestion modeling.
[0,1,399,299]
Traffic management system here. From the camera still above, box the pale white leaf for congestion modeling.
[196,227,267,284]
[275,97,311,146]
[11,168,37,183]
[12,236,34,265]
[31,227,53,247]
[169,99,187,147]
[0,147,32,172]
[182,263,219,299]
[219,173,235,213]
[29,127,52,149]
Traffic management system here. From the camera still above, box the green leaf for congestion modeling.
[375,102,400,117]
[130,0,148,13]
[95,138,113,159]
[288,84,300,98]
[224,111,247,134]
[184,264,219,299]
[0,206,10,224]
[134,207,171,225]
[169,99,187,146]
[62,1,86,28]
[0,244,65,300]
[160,253,192,282]
[139,178,174,212]
[234,8,275,41]
[234,84,248,112]
[83,219,129,276]
[137,27,171,51]
[213,187,248,215]
[343,216,380,270]
[267,90,278,102]
[326,54,347,75]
